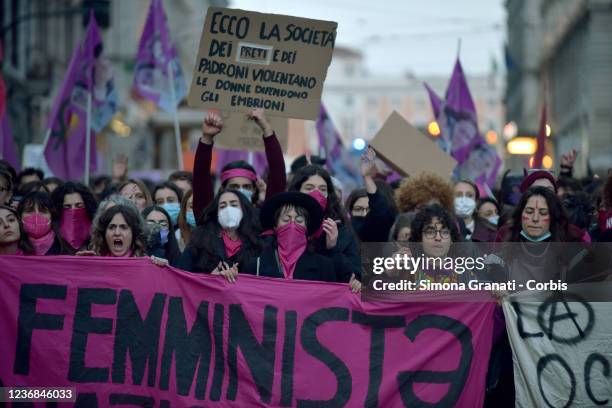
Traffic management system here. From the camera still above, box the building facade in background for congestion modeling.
[1,0,226,178]
[505,0,612,176]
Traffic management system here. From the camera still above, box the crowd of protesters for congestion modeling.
[1,108,611,404]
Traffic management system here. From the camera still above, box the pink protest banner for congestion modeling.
[0,256,495,407]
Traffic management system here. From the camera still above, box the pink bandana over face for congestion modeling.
[308,190,328,211]
[60,208,91,250]
[222,230,242,259]
[23,213,55,255]
[275,222,307,279]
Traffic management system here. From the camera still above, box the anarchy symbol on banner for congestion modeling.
[536,293,595,345]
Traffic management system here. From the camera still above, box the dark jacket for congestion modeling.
[354,190,397,243]
[313,222,362,282]
[176,235,258,273]
[241,238,337,282]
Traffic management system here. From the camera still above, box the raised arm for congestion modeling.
[193,114,223,222]
[248,109,286,200]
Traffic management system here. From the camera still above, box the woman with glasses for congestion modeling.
[408,204,471,284]
[142,205,181,266]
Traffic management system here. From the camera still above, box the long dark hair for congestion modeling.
[507,186,569,242]
[0,205,34,254]
[51,181,98,220]
[142,205,181,265]
[287,165,348,224]
[189,189,262,272]
[91,205,146,256]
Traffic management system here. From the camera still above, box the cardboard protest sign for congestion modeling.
[0,256,495,407]
[187,7,337,120]
[213,110,288,152]
[370,111,457,179]
[503,294,612,407]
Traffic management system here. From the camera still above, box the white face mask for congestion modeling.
[454,197,476,217]
[218,206,243,229]
[486,215,500,226]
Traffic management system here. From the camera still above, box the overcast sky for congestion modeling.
[230,0,506,77]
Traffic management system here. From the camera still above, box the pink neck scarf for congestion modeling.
[222,230,242,258]
[29,230,56,256]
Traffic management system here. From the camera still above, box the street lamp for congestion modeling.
[506,137,536,155]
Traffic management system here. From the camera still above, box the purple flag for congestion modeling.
[423,82,442,118]
[316,104,361,195]
[44,13,102,180]
[0,114,21,171]
[426,58,501,188]
[437,59,480,164]
[133,0,186,112]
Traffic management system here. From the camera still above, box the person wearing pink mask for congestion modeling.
[251,191,337,282]
[17,192,70,255]
[50,182,97,253]
[0,205,34,255]
[287,165,361,284]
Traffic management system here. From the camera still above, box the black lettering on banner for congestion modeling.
[397,315,473,407]
[585,353,610,405]
[280,311,297,407]
[511,301,544,339]
[112,290,167,386]
[297,307,351,408]
[352,311,405,408]
[14,284,67,375]
[209,303,225,401]
[68,288,117,383]
[226,304,278,403]
[159,298,212,400]
[537,354,576,408]
[109,393,154,407]
[74,393,99,407]
[537,296,594,344]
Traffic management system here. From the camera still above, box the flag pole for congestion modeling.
[168,61,184,170]
[84,91,92,184]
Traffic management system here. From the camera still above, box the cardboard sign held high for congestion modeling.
[370,111,457,179]
[188,7,337,120]
[214,111,288,152]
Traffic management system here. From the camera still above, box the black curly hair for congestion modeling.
[51,181,98,220]
[409,204,461,243]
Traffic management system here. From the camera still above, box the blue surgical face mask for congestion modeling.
[186,211,197,227]
[160,227,170,245]
[237,188,254,202]
[161,203,180,225]
[486,215,500,226]
[520,230,551,242]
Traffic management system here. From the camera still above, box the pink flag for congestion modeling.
[0,113,21,171]
[44,13,103,180]
[133,0,186,112]
[316,104,360,193]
